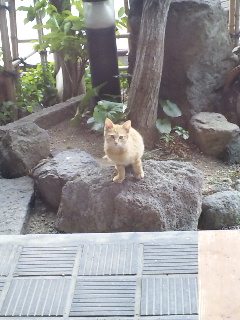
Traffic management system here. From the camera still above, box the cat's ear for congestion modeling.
[105,118,114,130]
[122,120,131,132]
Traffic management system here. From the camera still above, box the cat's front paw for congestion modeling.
[113,175,125,183]
[135,171,144,180]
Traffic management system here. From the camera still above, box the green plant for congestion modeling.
[17,62,57,112]
[18,1,86,59]
[18,0,88,99]
[116,7,128,32]
[87,100,129,132]
[161,133,174,143]
[0,101,18,124]
[174,126,189,140]
[156,99,189,142]
[0,49,3,65]
[70,83,106,126]
[156,99,182,134]
[84,65,92,92]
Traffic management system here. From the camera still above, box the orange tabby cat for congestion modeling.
[104,118,144,183]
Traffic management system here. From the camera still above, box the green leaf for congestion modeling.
[33,23,43,29]
[46,4,57,14]
[156,118,172,134]
[3,101,14,107]
[160,99,182,118]
[27,7,36,22]
[87,117,103,131]
[24,17,30,24]
[39,7,46,19]
[63,21,72,34]
[26,106,34,113]
[86,117,95,125]
[64,15,80,21]
[62,0,71,10]
[62,10,72,16]
[71,20,84,31]
[35,0,46,11]
[118,7,125,18]
[17,6,30,11]
[79,83,106,107]
[90,122,104,132]
[73,1,84,14]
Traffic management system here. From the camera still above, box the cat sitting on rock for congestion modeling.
[104,118,144,183]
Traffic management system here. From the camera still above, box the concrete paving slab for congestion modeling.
[0,177,34,234]
[0,231,198,319]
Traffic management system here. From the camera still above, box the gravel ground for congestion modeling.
[23,198,60,234]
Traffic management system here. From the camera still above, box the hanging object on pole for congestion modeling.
[83,0,121,102]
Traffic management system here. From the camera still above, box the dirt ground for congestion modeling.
[24,118,240,234]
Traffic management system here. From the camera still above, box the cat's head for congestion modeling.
[104,118,131,147]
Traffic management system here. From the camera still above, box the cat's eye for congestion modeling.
[119,136,124,140]
[110,135,115,139]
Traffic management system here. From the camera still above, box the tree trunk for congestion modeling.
[50,0,86,101]
[128,0,171,149]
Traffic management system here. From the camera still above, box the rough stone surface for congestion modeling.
[33,149,100,209]
[56,160,203,233]
[0,176,34,234]
[237,93,240,122]
[219,132,240,164]
[0,122,50,178]
[128,0,236,125]
[199,190,240,229]
[188,112,240,156]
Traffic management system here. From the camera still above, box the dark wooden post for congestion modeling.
[128,0,171,149]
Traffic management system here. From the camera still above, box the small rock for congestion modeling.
[199,190,240,229]
[188,112,240,157]
[0,122,50,178]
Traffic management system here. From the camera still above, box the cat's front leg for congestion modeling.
[113,164,125,183]
[132,159,144,180]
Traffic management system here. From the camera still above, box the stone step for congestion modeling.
[0,177,34,234]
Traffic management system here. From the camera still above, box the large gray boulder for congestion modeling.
[33,149,100,209]
[188,112,240,156]
[0,122,50,178]
[128,0,236,125]
[199,191,240,229]
[56,160,203,233]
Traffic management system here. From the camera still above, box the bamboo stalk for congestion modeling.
[18,39,38,43]
[123,0,130,51]
[235,0,239,46]
[0,0,16,105]
[34,0,48,65]
[8,0,18,61]
[116,33,129,38]
[124,0,129,16]
[12,50,37,67]
[229,0,236,46]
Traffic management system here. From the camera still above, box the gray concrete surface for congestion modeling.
[0,231,198,319]
[0,176,34,234]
